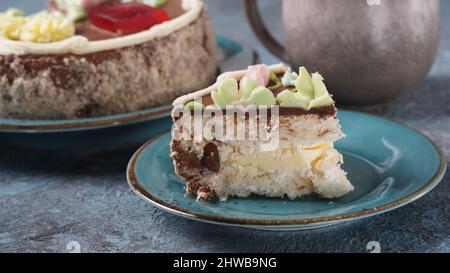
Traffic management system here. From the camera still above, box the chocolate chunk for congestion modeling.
[201,142,220,173]
[171,141,202,176]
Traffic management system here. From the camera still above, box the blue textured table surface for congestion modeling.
[0,0,449,253]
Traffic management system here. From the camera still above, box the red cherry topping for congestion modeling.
[89,3,171,35]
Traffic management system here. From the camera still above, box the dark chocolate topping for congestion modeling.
[172,105,336,121]
[171,140,221,175]
[279,105,336,117]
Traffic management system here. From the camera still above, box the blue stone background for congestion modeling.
[0,0,449,252]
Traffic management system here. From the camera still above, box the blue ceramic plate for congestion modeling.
[0,36,258,150]
[127,111,447,231]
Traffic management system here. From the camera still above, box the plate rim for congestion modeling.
[0,105,173,133]
[0,35,257,133]
[126,110,447,228]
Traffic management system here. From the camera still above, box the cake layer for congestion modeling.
[171,138,353,201]
[172,113,350,201]
[173,112,344,148]
[0,10,218,119]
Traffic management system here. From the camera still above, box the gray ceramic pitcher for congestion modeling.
[244,0,440,105]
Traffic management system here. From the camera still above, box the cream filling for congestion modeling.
[209,141,349,200]
[0,0,202,55]
[221,142,336,175]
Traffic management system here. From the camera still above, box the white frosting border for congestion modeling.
[173,63,289,106]
[0,0,202,55]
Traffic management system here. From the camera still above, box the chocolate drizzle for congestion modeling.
[279,105,336,117]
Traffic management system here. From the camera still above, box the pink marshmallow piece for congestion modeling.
[244,64,270,87]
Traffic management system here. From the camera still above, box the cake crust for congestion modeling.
[171,113,349,201]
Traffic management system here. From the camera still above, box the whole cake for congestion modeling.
[170,64,354,201]
[0,0,218,119]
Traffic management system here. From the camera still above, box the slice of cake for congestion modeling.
[170,63,354,201]
[0,0,217,119]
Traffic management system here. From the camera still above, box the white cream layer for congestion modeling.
[184,140,353,200]
[225,142,335,173]
[0,0,202,55]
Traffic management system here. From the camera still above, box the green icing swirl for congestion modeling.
[192,67,333,110]
[268,71,282,90]
[185,101,205,110]
[211,78,276,108]
[277,67,334,110]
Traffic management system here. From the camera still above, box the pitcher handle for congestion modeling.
[243,0,286,61]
